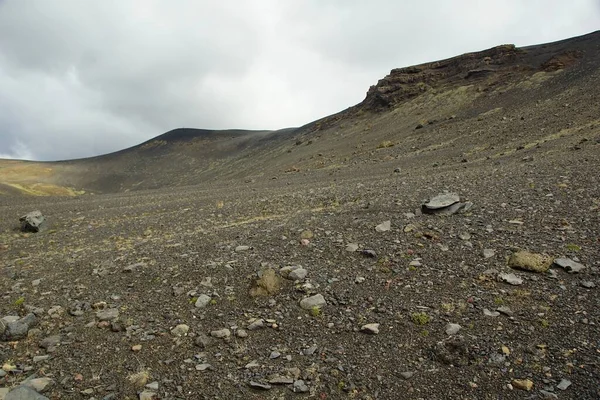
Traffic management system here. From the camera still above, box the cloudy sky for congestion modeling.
[0,1,598,161]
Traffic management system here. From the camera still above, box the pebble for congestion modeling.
[497,306,514,316]
[32,356,50,363]
[360,323,380,334]
[445,323,461,335]
[512,379,533,391]
[288,268,308,281]
[498,272,523,286]
[249,381,271,390]
[483,249,495,259]
[194,294,211,308]
[139,390,157,400]
[459,232,471,240]
[269,351,281,359]
[247,319,264,330]
[483,309,500,317]
[170,324,189,336]
[556,379,571,390]
[292,380,309,393]
[96,309,119,321]
[39,335,61,351]
[299,294,326,310]
[580,281,595,288]
[236,329,248,338]
[375,220,391,232]
[132,345,142,352]
[355,276,365,284]
[145,382,159,391]
[195,363,212,371]
[210,328,231,339]
[235,245,250,252]
[345,243,359,252]
[400,371,415,380]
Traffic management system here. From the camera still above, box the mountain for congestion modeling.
[1,30,599,195]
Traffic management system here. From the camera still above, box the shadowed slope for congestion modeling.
[1,30,599,195]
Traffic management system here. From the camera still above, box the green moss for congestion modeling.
[14,297,25,307]
[310,306,322,317]
[411,312,430,325]
[566,243,581,252]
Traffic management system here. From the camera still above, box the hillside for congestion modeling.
[0,31,599,400]
[1,30,599,195]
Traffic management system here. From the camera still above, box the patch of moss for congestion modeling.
[411,312,430,325]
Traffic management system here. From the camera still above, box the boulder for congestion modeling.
[19,211,45,233]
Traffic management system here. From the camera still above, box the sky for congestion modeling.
[0,1,599,161]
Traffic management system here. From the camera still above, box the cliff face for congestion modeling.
[361,42,583,111]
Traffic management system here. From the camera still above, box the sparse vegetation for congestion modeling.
[411,312,430,325]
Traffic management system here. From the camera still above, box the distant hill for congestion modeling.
[1,30,599,195]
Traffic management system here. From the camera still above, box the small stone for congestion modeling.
[194,294,211,308]
[459,232,471,240]
[32,355,50,363]
[96,309,119,321]
[249,381,271,390]
[553,257,585,273]
[501,346,510,355]
[400,371,415,380]
[361,249,377,258]
[423,193,460,210]
[539,390,559,399]
[346,243,359,252]
[195,363,212,371]
[299,294,326,310]
[483,249,495,259]
[288,268,308,281]
[445,323,461,335]
[512,379,533,391]
[22,377,53,393]
[483,309,500,317]
[39,335,61,350]
[355,276,365,284]
[236,329,248,338]
[247,319,264,331]
[235,245,250,252]
[498,272,523,286]
[403,224,417,233]
[508,251,552,273]
[497,306,514,316]
[145,382,159,391]
[375,220,391,232]
[360,323,380,334]
[170,324,189,336]
[581,281,596,288]
[269,351,281,359]
[139,390,157,400]
[210,328,231,339]
[132,344,142,352]
[292,380,309,393]
[195,333,212,348]
[556,379,571,390]
[269,376,294,385]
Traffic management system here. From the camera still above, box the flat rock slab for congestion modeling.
[19,211,45,233]
[553,257,585,273]
[423,193,460,209]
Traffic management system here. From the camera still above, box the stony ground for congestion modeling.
[1,138,599,400]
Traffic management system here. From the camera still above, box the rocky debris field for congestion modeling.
[0,145,599,400]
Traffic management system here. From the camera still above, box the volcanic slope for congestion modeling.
[0,31,599,399]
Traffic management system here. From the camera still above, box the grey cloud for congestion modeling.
[0,1,598,161]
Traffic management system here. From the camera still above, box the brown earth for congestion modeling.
[0,31,599,399]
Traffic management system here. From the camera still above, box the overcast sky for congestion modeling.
[0,1,598,161]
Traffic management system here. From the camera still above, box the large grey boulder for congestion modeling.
[1,313,37,341]
[19,211,45,233]
[4,386,49,400]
